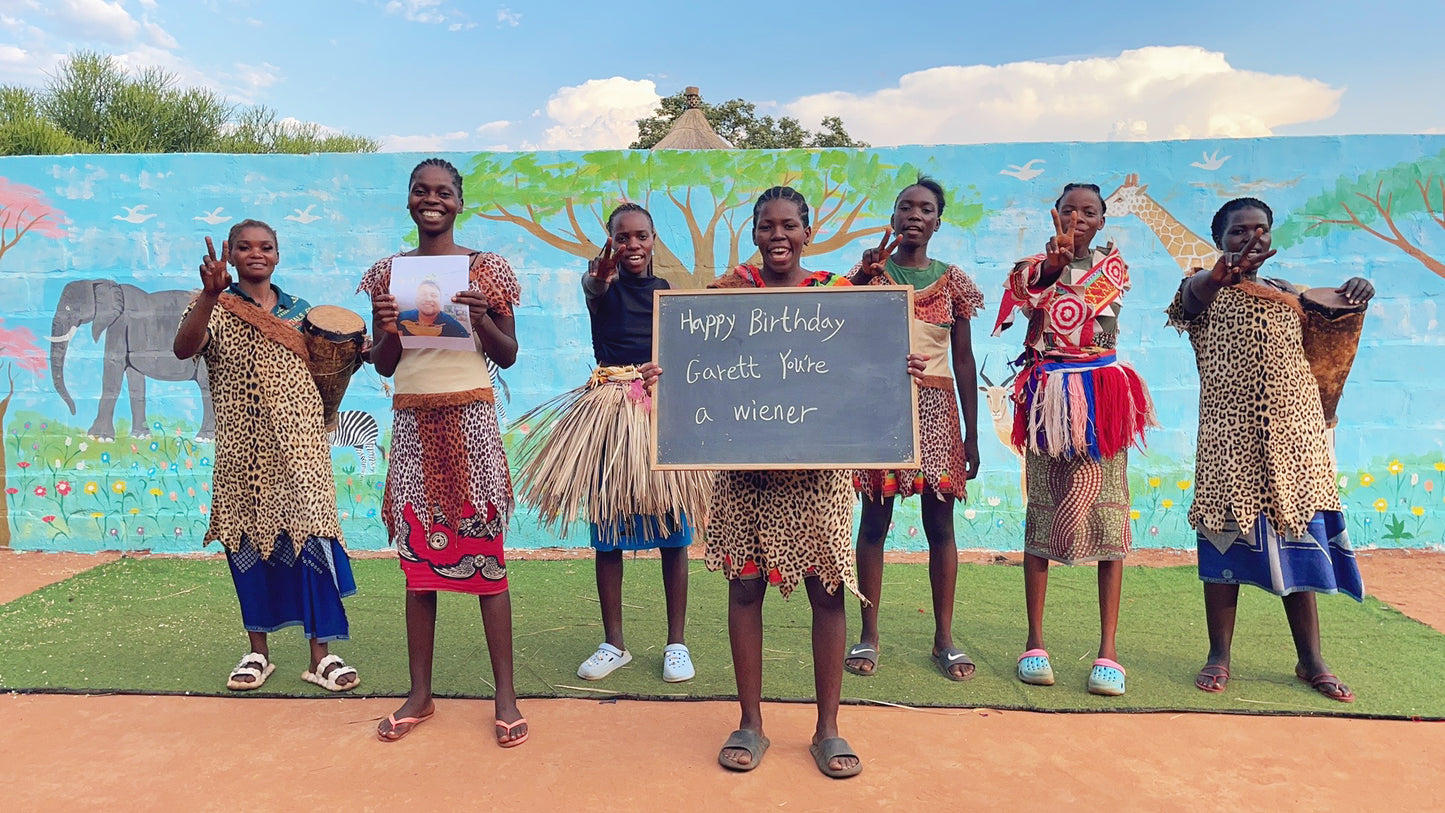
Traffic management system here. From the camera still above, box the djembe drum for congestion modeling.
[1299,287,1368,428]
[301,305,367,432]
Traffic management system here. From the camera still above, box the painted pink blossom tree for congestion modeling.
[0,178,66,546]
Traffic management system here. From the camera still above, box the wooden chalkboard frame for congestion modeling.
[650,285,919,471]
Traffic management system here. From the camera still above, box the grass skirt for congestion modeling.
[514,366,711,545]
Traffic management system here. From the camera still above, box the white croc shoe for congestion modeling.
[578,642,632,680]
[662,643,695,683]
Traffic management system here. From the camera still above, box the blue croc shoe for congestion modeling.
[1017,648,1055,686]
[1088,658,1127,696]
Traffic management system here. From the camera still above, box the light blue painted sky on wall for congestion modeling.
[1,0,1442,151]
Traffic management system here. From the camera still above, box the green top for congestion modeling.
[885,257,947,290]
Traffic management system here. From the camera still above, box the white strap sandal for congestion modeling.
[226,652,276,691]
[302,654,360,692]
[577,643,632,680]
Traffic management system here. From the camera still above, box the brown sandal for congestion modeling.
[1295,667,1355,703]
[1195,664,1229,693]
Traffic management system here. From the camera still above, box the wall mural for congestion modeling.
[1,136,1442,553]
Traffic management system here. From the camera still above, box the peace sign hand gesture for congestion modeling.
[858,229,902,278]
[199,237,231,297]
[588,239,618,284]
[1041,209,1075,274]
[1208,228,1276,287]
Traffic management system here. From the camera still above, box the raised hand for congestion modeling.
[859,229,901,278]
[372,292,400,335]
[1209,228,1276,286]
[199,236,231,296]
[1335,276,1374,306]
[1041,209,1075,273]
[588,238,617,283]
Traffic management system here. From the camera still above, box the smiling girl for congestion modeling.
[173,219,359,694]
[992,182,1156,697]
[358,158,527,746]
[514,203,710,684]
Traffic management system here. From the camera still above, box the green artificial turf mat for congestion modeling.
[1,557,1440,719]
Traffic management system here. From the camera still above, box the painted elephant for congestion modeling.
[48,279,216,442]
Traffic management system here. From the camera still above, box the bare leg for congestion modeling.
[379,590,437,738]
[1096,559,1123,662]
[806,576,857,773]
[480,590,525,743]
[660,546,689,645]
[229,631,269,686]
[921,493,969,677]
[307,638,356,688]
[718,577,766,768]
[1198,582,1239,691]
[595,549,625,651]
[1284,591,1353,699]
[848,495,892,674]
[1023,552,1050,651]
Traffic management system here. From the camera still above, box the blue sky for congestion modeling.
[1,0,1442,151]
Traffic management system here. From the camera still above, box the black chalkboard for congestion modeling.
[651,286,918,469]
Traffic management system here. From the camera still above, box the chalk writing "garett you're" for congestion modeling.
[677,304,846,343]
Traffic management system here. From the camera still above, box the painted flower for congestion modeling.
[1148,477,1161,488]
[65,437,73,447]
[1373,498,1389,513]
[130,444,138,453]
[41,515,55,523]
[1428,481,1436,494]
[52,459,61,467]
[174,527,183,537]
[341,511,350,519]
[84,481,98,494]
[201,482,209,491]
[74,461,86,470]
[149,442,158,452]
[4,487,16,495]
[1388,460,1404,475]
[112,481,127,494]
[907,526,919,537]
[1129,509,1141,520]
[987,496,1001,507]
[201,458,211,466]
[16,461,29,469]
[1149,526,1159,536]
[33,485,46,497]
[963,508,977,520]
[136,526,145,536]
[169,491,178,501]
[187,487,196,497]
[1411,506,1425,517]
[200,504,209,514]
[354,494,363,503]
[346,477,353,486]
[100,453,110,463]
[1436,461,1445,472]
[108,528,117,537]
[1176,480,1192,490]
[1360,473,1375,487]
[1161,499,1174,509]
[56,480,72,496]
[78,442,87,452]
[1339,475,1349,489]
[90,512,103,518]
[152,421,161,431]
[1411,473,1420,486]
[148,488,162,497]
[184,459,193,470]
[168,463,177,472]
[128,507,139,515]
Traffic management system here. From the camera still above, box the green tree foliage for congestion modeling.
[0,51,377,155]
[1274,148,1445,279]
[458,150,984,287]
[631,92,868,150]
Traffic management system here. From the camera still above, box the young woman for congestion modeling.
[1167,197,1372,702]
[173,220,359,694]
[649,186,928,780]
[846,176,984,682]
[514,203,710,683]
[359,158,527,745]
[992,183,1155,696]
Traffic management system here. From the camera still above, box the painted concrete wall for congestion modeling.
[2,135,1442,552]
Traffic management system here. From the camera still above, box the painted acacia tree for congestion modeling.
[0,322,48,547]
[457,150,986,287]
[1275,148,1445,279]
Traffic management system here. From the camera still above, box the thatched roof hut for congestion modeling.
[652,87,733,150]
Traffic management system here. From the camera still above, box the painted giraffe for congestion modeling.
[1104,173,1220,273]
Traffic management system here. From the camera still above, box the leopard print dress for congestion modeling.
[358,252,520,595]
[1165,279,1342,537]
[852,260,983,501]
[702,266,860,599]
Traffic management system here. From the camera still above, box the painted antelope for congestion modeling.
[978,358,1026,501]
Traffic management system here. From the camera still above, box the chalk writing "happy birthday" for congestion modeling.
[678,304,846,343]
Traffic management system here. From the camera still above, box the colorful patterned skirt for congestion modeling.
[384,399,513,595]
[226,533,355,642]
[856,383,968,502]
[704,470,859,599]
[1197,511,1363,601]
[514,367,711,551]
[1012,352,1155,462]
[1022,450,1131,564]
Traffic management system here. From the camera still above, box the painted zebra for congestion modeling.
[488,358,511,428]
[328,410,382,474]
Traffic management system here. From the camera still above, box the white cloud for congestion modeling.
[538,77,659,149]
[384,0,444,24]
[380,130,473,152]
[496,7,520,26]
[476,120,509,135]
[786,46,1343,146]
[232,61,282,94]
[448,22,476,31]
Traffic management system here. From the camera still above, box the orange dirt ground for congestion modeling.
[3,547,1443,810]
